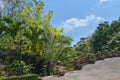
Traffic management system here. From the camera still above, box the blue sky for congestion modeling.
[42,0,120,45]
[1,0,119,45]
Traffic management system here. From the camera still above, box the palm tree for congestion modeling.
[24,26,43,54]
[2,17,25,39]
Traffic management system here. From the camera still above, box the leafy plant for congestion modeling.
[12,60,32,75]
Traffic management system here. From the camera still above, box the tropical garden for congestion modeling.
[0,0,120,80]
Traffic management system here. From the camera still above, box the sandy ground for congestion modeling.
[42,57,120,80]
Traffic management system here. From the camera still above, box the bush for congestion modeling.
[0,74,38,80]
[12,60,32,75]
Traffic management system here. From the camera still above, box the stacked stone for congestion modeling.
[87,53,95,64]
[96,51,104,60]
[74,57,82,70]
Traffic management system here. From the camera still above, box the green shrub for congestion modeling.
[0,74,38,80]
[12,60,32,75]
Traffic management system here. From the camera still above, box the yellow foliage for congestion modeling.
[59,28,64,32]
[36,3,43,14]
[53,27,57,32]
[29,19,42,27]
[52,28,60,38]
[55,32,60,38]
[18,12,26,17]
[17,6,30,17]
[29,19,35,25]
[35,21,42,26]
[24,6,30,15]
[39,50,43,56]
[44,11,53,24]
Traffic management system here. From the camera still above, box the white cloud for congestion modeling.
[100,0,109,3]
[61,15,105,31]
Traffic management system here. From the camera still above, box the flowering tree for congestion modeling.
[0,0,73,74]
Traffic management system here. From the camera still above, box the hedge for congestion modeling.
[0,74,38,80]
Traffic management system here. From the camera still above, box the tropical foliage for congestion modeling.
[0,0,75,75]
[0,0,120,78]
[74,18,120,53]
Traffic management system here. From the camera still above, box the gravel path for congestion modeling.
[42,57,120,80]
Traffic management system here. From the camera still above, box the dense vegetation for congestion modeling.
[0,0,78,76]
[74,18,120,53]
[0,0,120,78]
